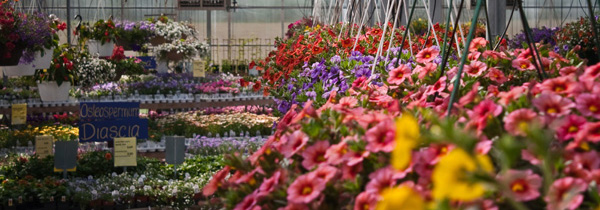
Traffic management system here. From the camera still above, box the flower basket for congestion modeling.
[134,195,149,208]
[149,36,167,46]
[0,46,25,66]
[166,50,184,62]
[2,65,35,77]
[37,81,71,102]
[87,40,115,57]
[32,47,55,70]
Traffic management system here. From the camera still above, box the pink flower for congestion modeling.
[311,164,338,183]
[564,151,600,181]
[504,109,538,136]
[559,66,578,76]
[415,47,439,63]
[582,62,600,80]
[279,203,308,210]
[353,192,377,210]
[344,149,370,166]
[203,166,231,196]
[337,97,358,109]
[498,169,542,201]
[476,140,493,155]
[365,167,401,194]
[258,171,282,195]
[545,177,587,210]
[325,141,348,165]
[512,58,535,71]
[342,163,363,180]
[539,76,577,96]
[486,67,507,84]
[556,115,587,141]
[286,173,326,204]
[425,76,447,96]
[498,86,527,106]
[532,93,575,117]
[234,192,259,210]
[469,37,488,52]
[387,64,412,85]
[365,119,395,153]
[469,99,503,122]
[415,63,438,79]
[281,130,309,158]
[301,141,330,170]
[575,93,600,119]
[576,122,600,142]
[465,61,488,77]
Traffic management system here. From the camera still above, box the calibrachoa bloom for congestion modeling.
[512,58,535,71]
[387,64,412,85]
[286,173,326,204]
[365,119,395,153]
[415,47,439,63]
[545,177,587,210]
[301,141,330,170]
[575,93,600,119]
[498,169,542,201]
[504,108,538,136]
[556,115,587,141]
[532,93,575,118]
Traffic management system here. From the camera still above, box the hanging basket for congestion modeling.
[31,47,54,70]
[149,36,167,46]
[87,40,115,57]
[156,60,169,73]
[166,50,184,62]
[2,65,35,77]
[0,45,25,66]
[38,81,71,102]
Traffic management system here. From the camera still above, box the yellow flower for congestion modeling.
[376,185,425,210]
[432,148,493,202]
[392,113,420,170]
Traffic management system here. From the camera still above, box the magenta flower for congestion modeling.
[540,76,578,96]
[469,37,488,52]
[532,93,575,117]
[498,169,542,202]
[581,62,600,80]
[564,151,600,181]
[301,141,330,170]
[311,164,338,183]
[465,61,488,77]
[286,173,326,204]
[365,167,399,194]
[486,67,507,84]
[258,170,281,195]
[387,64,412,85]
[556,115,587,141]
[575,93,600,119]
[504,108,538,136]
[281,130,309,158]
[234,192,259,210]
[512,58,535,71]
[415,63,438,79]
[365,119,395,153]
[576,122,600,143]
[469,99,503,122]
[325,141,348,165]
[415,47,439,63]
[353,191,377,210]
[545,177,587,210]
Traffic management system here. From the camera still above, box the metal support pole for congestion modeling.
[281,0,284,38]
[228,9,232,61]
[207,10,212,41]
[429,0,443,24]
[120,0,124,21]
[67,0,71,45]
[487,0,506,39]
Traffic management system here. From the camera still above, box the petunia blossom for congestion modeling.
[301,141,330,170]
[504,108,538,136]
[387,64,412,85]
[545,177,587,210]
[498,169,542,202]
[365,119,396,153]
[415,47,439,63]
[286,173,326,204]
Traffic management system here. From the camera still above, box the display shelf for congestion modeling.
[0,97,275,115]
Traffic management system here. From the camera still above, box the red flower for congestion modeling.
[57,22,67,30]
[104,152,112,160]
[5,41,15,50]
[104,31,109,36]
[252,80,261,92]
[239,78,249,87]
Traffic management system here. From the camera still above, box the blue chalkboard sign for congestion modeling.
[79,102,148,142]
[137,56,157,69]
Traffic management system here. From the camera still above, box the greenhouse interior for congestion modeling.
[0,0,600,209]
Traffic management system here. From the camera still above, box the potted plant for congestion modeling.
[109,46,147,80]
[78,19,117,57]
[153,39,208,63]
[149,15,193,45]
[4,13,65,77]
[34,45,76,102]
[76,55,116,88]
[0,2,26,67]
[115,20,154,51]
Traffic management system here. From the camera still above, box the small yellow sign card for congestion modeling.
[11,104,27,125]
[35,135,53,158]
[114,137,137,167]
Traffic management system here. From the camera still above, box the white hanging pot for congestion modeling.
[2,65,35,77]
[37,81,71,102]
[87,40,114,57]
[157,60,169,73]
[32,47,54,70]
